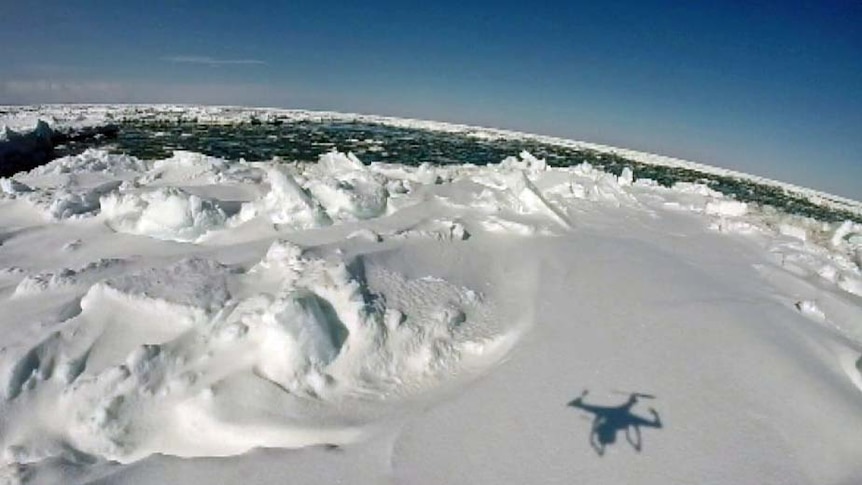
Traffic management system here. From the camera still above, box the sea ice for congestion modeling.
[101,187,228,242]
[0,106,860,485]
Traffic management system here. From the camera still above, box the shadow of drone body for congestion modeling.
[568,391,662,456]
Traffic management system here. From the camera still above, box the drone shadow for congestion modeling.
[567,390,663,456]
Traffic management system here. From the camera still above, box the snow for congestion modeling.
[236,165,331,228]
[704,199,748,217]
[0,109,111,141]
[0,106,861,484]
[4,104,860,216]
[0,179,32,196]
[26,104,862,214]
[101,187,229,242]
[29,149,149,177]
[0,121,53,144]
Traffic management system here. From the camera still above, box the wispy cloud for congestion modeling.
[162,56,267,67]
[1,80,127,101]
[0,78,325,107]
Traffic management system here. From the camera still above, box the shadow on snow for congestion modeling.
[568,390,663,456]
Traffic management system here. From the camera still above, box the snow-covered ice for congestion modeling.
[0,106,861,485]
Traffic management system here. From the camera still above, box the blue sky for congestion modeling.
[1,1,860,199]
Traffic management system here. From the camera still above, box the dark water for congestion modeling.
[86,120,592,167]
[57,120,861,223]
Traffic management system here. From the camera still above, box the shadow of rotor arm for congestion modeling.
[646,408,662,429]
[568,399,606,415]
[589,419,605,456]
[627,408,663,429]
[625,424,642,451]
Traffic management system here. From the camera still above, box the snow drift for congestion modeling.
[0,107,861,485]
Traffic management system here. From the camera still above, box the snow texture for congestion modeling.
[0,105,861,485]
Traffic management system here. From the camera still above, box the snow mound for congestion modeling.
[146,150,230,185]
[29,149,149,177]
[390,219,471,241]
[12,258,126,298]
[0,243,513,463]
[499,150,548,173]
[503,171,571,228]
[101,187,228,242]
[552,162,640,207]
[103,257,231,313]
[0,111,111,141]
[316,150,365,173]
[238,152,390,228]
[0,120,50,142]
[0,121,53,163]
[0,178,32,197]
[237,166,331,228]
[705,199,748,217]
[153,151,227,171]
[831,220,862,250]
[21,180,121,220]
[795,300,827,321]
[305,152,389,221]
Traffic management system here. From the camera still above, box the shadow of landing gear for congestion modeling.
[568,390,663,456]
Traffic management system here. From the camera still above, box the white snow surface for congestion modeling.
[0,107,113,142]
[0,107,861,484]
